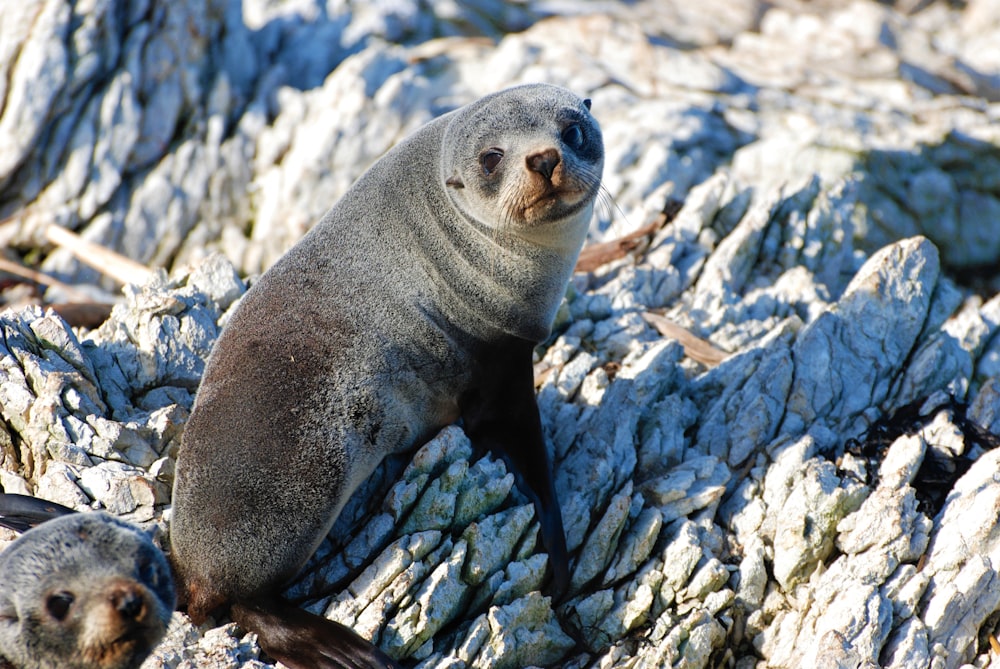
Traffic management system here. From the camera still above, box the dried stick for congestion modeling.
[45,225,153,287]
[0,257,94,302]
[642,312,728,367]
[47,302,115,329]
[574,215,666,273]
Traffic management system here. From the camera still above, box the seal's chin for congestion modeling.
[521,185,596,227]
[84,637,148,669]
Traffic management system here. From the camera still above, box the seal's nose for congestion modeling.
[110,584,146,620]
[526,148,560,180]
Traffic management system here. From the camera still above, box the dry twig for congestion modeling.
[642,311,728,367]
[574,215,667,273]
[45,225,152,287]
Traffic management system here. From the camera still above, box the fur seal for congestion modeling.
[169,83,605,668]
[0,508,175,669]
[0,492,74,533]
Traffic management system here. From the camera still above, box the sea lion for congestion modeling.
[0,509,175,669]
[169,83,605,668]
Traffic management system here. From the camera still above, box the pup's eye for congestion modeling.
[46,592,74,621]
[480,149,504,175]
[138,554,162,588]
[561,124,584,149]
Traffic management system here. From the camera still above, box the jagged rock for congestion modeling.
[1,1,999,668]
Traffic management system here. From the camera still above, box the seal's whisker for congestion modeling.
[493,181,518,279]
[595,183,627,230]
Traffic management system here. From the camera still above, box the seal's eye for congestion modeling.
[562,124,584,150]
[45,592,74,621]
[138,553,163,589]
[480,149,504,176]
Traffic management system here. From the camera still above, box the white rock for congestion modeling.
[4,2,1000,667]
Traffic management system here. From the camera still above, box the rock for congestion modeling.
[2,0,1000,667]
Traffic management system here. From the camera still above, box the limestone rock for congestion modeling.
[1,1,999,667]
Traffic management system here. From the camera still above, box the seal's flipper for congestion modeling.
[461,338,570,600]
[232,599,402,669]
[0,493,76,533]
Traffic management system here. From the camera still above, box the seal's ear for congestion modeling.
[0,592,16,621]
[445,175,465,189]
[0,591,19,641]
[583,99,591,110]
[0,606,19,668]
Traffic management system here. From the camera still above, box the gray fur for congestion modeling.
[169,84,604,624]
[0,512,175,669]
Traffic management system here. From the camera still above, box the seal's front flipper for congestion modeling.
[460,338,570,600]
[232,599,402,669]
[0,493,76,533]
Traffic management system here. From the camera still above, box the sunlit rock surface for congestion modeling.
[2,0,1000,667]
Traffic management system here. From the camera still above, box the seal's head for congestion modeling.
[441,83,604,249]
[0,512,175,669]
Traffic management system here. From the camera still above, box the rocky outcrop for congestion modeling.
[2,1,999,667]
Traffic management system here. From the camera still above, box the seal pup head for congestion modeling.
[441,83,604,250]
[0,512,175,669]
[437,84,604,340]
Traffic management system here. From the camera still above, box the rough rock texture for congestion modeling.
[2,1,1000,668]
